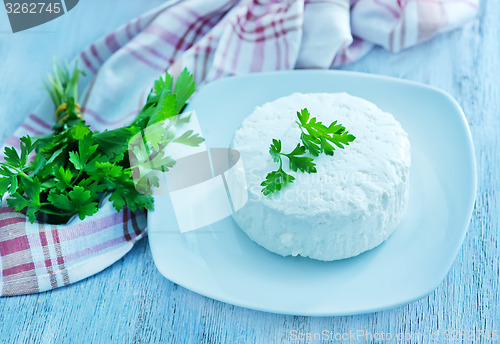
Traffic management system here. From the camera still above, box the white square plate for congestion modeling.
[148,70,476,316]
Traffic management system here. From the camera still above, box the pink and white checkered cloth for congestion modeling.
[0,0,478,296]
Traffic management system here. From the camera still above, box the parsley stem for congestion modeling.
[71,170,83,187]
[14,168,34,183]
[39,208,73,216]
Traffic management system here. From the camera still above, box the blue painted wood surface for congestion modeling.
[0,1,498,343]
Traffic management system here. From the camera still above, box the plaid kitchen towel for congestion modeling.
[0,0,478,296]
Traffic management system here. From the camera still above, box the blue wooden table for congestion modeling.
[0,1,498,343]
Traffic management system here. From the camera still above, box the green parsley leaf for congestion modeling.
[261,140,315,195]
[261,169,295,196]
[173,112,192,126]
[149,153,176,172]
[173,130,205,147]
[94,162,123,178]
[68,151,84,170]
[76,203,98,220]
[93,127,134,157]
[7,192,30,212]
[0,177,10,202]
[297,108,310,125]
[154,73,174,96]
[9,176,18,195]
[78,134,98,163]
[49,186,98,220]
[296,108,355,156]
[23,177,42,207]
[3,147,21,167]
[285,149,316,174]
[53,166,73,190]
[174,68,196,113]
[300,132,321,157]
[19,136,35,166]
[149,93,177,126]
[0,166,14,177]
[72,122,92,140]
[269,139,282,162]
[109,190,126,211]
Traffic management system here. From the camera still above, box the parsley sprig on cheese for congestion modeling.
[261,108,355,196]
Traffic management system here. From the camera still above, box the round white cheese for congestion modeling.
[230,93,410,261]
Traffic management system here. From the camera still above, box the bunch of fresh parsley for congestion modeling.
[261,108,355,196]
[0,61,203,224]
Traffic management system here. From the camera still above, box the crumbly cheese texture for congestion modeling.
[230,93,411,261]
